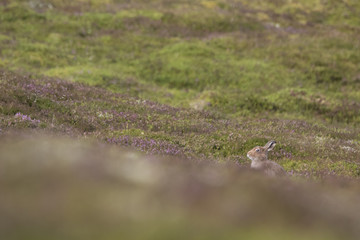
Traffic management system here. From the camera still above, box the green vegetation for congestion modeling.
[1,0,359,123]
[1,1,360,239]
[1,0,360,176]
[1,136,360,240]
[1,62,359,178]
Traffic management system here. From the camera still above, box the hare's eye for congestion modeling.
[255,149,260,152]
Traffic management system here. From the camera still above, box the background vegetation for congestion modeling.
[0,0,360,239]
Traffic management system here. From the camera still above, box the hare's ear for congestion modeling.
[264,140,276,151]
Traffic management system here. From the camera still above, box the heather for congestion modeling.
[1,0,360,124]
[0,0,360,239]
[1,70,359,177]
[0,136,360,240]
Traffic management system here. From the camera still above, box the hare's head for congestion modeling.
[247,140,276,162]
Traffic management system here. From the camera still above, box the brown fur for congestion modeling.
[247,140,286,177]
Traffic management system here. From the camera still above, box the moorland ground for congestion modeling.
[1,0,359,177]
[0,0,360,239]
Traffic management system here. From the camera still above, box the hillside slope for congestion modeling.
[0,0,359,123]
[1,1,360,238]
[0,1,359,176]
[1,70,359,177]
[1,136,360,240]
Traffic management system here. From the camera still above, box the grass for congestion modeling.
[1,1,359,124]
[0,135,360,240]
[0,70,359,177]
[0,0,359,175]
[0,0,360,238]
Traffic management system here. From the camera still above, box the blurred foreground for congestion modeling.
[1,134,360,240]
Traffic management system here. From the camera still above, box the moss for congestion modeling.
[35,98,57,111]
[328,161,360,177]
[281,159,360,178]
[0,3,45,22]
[2,0,360,124]
[1,0,360,179]
[139,41,292,92]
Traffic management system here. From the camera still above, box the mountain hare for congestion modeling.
[247,140,286,177]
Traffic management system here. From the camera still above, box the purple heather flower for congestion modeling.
[106,136,186,157]
[15,112,40,124]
